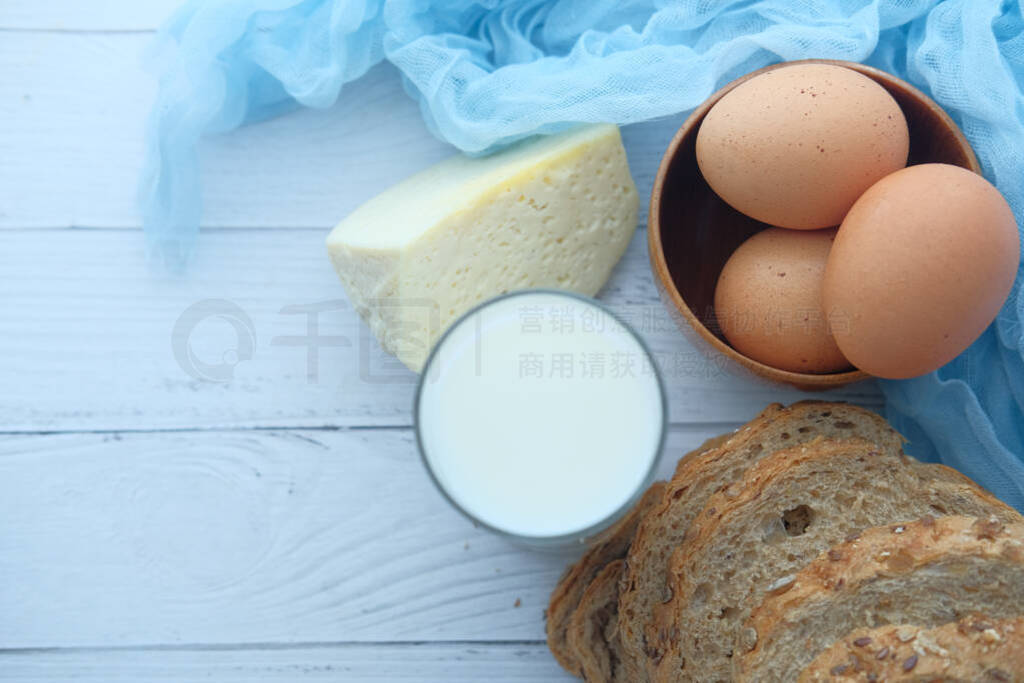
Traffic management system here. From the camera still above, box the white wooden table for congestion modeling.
[0,4,883,680]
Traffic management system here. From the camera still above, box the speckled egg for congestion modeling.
[715,228,850,373]
[696,63,909,229]
[823,163,1020,379]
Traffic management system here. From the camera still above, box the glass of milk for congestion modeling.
[415,290,667,548]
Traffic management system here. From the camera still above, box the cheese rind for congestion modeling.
[326,124,639,372]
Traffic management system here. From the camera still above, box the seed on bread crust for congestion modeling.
[766,575,796,595]
[741,517,1024,681]
[974,516,1006,540]
[740,626,758,652]
[896,626,918,642]
[801,616,1024,682]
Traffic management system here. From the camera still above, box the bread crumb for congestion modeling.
[514,598,522,608]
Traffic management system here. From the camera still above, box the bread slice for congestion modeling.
[547,481,667,673]
[567,559,626,682]
[547,429,732,675]
[651,440,1019,683]
[737,515,1024,682]
[617,402,906,680]
[797,615,1024,682]
[559,431,746,682]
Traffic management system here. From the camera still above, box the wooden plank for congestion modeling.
[0,32,682,231]
[0,34,444,230]
[0,1,178,31]
[2,228,881,432]
[0,643,573,682]
[0,424,755,648]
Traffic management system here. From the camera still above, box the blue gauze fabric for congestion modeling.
[141,0,1024,510]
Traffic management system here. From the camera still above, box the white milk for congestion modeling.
[416,291,665,539]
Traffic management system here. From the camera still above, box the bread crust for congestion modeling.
[618,402,904,681]
[548,422,751,675]
[548,400,1020,682]
[738,515,1024,681]
[567,559,625,682]
[797,615,1024,682]
[652,442,1020,683]
[546,481,667,673]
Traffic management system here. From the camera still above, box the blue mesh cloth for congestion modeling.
[141,0,1024,509]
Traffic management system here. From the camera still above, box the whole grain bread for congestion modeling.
[797,615,1024,682]
[547,430,731,675]
[652,440,1019,683]
[567,559,626,682]
[618,402,905,680]
[547,481,667,673]
[740,515,1024,681]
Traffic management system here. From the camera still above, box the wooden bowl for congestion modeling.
[648,59,980,391]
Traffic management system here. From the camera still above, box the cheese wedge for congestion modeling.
[326,124,639,372]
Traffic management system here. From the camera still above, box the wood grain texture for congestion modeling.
[2,227,880,432]
[0,32,684,231]
[1,425,741,648]
[0,33,444,230]
[0,643,572,682]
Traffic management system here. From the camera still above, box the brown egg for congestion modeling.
[696,63,909,229]
[823,164,1020,379]
[715,228,850,373]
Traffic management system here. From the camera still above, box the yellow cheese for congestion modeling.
[325,124,639,372]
